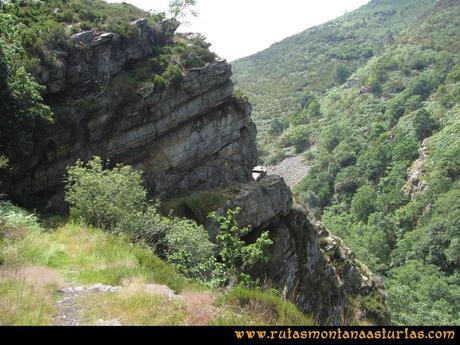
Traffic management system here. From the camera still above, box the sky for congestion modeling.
[108,0,370,61]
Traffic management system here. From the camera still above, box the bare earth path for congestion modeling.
[53,283,218,326]
[267,154,311,188]
[55,284,122,326]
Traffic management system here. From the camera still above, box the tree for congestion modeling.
[169,0,198,22]
[65,157,147,230]
[333,63,351,85]
[0,37,53,163]
[209,208,273,287]
[165,217,216,282]
[351,184,376,222]
[413,108,439,142]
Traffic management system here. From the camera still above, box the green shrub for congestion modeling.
[165,218,215,282]
[114,205,171,255]
[209,208,273,287]
[413,108,439,141]
[334,166,360,195]
[153,74,166,90]
[234,89,249,103]
[333,63,352,85]
[65,156,147,230]
[163,64,183,85]
[286,125,311,153]
[0,201,42,232]
[351,185,376,222]
[361,293,387,324]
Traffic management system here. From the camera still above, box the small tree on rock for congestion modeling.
[169,0,198,22]
[209,208,273,287]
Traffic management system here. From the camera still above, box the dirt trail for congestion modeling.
[54,284,121,326]
[53,283,218,326]
[267,154,311,188]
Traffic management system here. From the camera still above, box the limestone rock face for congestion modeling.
[223,175,292,230]
[39,18,171,96]
[257,207,389,325]
[9,23,257,211]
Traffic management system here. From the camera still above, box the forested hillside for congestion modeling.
[233,0,436,163]
[233,0,460,325]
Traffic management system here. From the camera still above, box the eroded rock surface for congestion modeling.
[223,175,292,229]
[207,175,388,325]
[9,21,257,211]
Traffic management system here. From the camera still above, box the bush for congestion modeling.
[65,156,147,230]
[162,64,183,85]
[153,74,166,90]
[0,38,53,162]
[0,201,42,233]
[286,126,311,153]
[351,185,376,222]
[209,208,273,287]
[413,108,439,142]
[114,205,171,255]
[334,166,360,195]
[333,64,351,85]
[165,218,215,282]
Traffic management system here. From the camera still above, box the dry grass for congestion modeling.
[80,290,186,326]
[0,267,57,325]
[181,291,220,325]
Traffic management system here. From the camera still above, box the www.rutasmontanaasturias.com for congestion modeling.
[234,327,456,341]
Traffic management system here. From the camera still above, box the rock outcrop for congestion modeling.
[223,175,293,230]
[9,21,257,211]
[403,138,429,200]
[216,176,388,325]
[39,18,177,96]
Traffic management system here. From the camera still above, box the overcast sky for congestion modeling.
[108,0,369,61]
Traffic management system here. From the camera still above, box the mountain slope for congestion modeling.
[233,0,460,325]
[232,0,436,163]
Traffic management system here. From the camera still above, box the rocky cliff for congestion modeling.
[8,19,387,325]
[213,176,388,325]
[9,19,257,211]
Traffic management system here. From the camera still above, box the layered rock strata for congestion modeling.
[10,21,257,211]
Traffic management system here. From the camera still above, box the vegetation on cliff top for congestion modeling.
[0,0,215,187]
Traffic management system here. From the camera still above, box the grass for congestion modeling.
[212,287,315,326]
[0,201,313,325]
[0,273,56,325]
[81,291,186,326]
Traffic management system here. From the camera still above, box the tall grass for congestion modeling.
[213,287,315,326]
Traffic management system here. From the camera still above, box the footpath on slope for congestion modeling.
[54,281,218,326]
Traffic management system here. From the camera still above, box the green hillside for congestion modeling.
[232,0,436,163]
[234,0,460,325]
